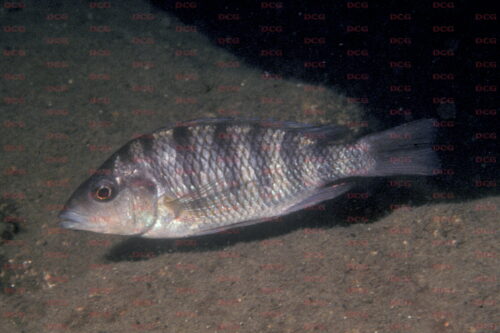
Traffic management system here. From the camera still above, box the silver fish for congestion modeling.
[59,118,439,238]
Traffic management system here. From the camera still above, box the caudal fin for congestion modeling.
[360,119,440,176]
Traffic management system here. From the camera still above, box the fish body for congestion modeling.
[59,118,439,238]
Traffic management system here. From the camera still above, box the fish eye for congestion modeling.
[91,180,117,202]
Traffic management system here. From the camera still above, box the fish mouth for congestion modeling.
[58,210,90,230]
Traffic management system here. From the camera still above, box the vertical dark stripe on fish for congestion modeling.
[172,125,191,147]
[212,123,241,196]
[115,142,134,165]
[279,130,303,192]
[137,134,155,164]
[208,123,230,219]
[256,126,281,208]
[172,125,195,192]
[314,137,333,180]
[315,144,332,181]
[247,124,271,189]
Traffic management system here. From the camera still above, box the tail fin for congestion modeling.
[359,119,440,176]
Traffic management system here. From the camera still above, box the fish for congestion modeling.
[59,118,439,238]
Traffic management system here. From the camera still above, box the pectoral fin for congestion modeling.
[157,179,259,222]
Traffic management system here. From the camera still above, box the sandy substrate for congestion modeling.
[0,1,497,332]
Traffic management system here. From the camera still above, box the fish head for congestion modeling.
[59,170,158,236]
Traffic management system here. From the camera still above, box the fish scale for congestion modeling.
[59,118,439,238]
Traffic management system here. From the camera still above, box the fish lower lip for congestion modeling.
[59,211,88,229]
[60,220,80,229]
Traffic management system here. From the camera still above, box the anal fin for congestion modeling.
[282,183,352,215]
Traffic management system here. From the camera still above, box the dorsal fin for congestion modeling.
[157,117,351,143]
